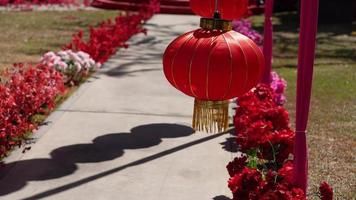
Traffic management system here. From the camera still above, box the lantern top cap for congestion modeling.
[200,18,232,32]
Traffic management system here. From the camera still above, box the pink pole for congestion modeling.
[262,0,274,84]
[294,0,319,193]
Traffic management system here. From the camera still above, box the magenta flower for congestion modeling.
[270,71,287,105]
[232,19,263,46]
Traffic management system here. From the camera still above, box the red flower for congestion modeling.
[278,161,294,184]
[258,129,295,162]
[319,181,333,200]
[259,175,306,200]
[265,106,290,131]
[228,167,263,200]
[226,156,247,177]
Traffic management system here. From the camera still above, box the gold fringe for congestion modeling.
[192,99,229,133]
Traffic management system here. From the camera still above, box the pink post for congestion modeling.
[262,0,274,84]
[294,0,319,193]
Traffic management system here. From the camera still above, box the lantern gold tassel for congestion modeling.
[192,99,229,133]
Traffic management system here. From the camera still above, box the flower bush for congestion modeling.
[0,63,65,159]
[64,15,144,63]
[41,50,100,85]
[65,0,159,63]
[228,72,333,199]
[234,84,294,162]
[227,158,306,200]
[232,19,263,46]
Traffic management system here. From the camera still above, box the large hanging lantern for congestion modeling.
[163,17,264,133]
[190,0,249,20]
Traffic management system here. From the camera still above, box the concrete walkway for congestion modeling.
[0,14,234,200]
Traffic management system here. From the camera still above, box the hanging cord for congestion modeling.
[213,0,221,19]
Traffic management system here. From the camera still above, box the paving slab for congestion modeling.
[0,14,235,200]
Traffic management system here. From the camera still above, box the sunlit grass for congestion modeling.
[0,10,118,68]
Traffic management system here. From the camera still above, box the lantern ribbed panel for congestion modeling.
[163,29,264,101]
[190,0,249,20]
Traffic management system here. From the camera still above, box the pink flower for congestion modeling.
[232,19,263,46]
[270,71,287,105]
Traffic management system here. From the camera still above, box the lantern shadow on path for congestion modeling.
[19,129,229,200]
[0,123,197,196]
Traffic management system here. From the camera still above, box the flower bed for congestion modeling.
[227,72,333,199]
[0,64,65,159]
[0,0,158,161]
[65,14,147,63]
[65,0,159,63]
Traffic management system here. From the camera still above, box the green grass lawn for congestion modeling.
[250,12,356,199]
[0,10,118,68]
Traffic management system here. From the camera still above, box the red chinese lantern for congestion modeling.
[163,18,264,132]
[190,0,249,20]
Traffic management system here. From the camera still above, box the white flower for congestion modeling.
[77,51,90,60]
[57,51,70,61]
[41,50,99,85]
[74,62,82,73]
[58,62,68,70]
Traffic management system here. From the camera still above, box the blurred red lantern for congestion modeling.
[190,0,249,20]
[163,18,264,132]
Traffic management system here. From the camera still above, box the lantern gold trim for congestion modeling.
[200,18,233,32]
[192,99,229,133]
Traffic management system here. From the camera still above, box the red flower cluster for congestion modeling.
[0,63,65,159]
[65,0,159,63]
[228,80,333,199]
[228,166,263,199]
[227,158,306,200]
[234,84,294,162]
[259,161,305,200]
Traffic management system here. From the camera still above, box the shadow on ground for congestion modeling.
[220,129,238,153]
[0,123,195,196]
[213,195,231,200]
